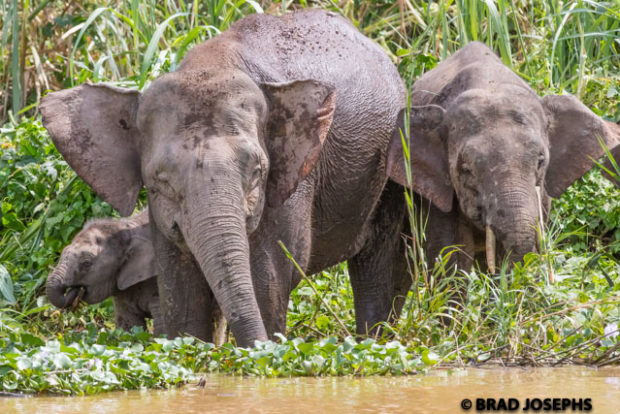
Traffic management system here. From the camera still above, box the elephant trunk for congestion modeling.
[183,176,267,348]
[490,187,539,266]
[46,261,79,309]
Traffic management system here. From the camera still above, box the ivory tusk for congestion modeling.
[71,287,85,310]
[214,319,228,347]
[485,224,496,274]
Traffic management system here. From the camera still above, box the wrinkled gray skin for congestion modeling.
[388,42,620,270]
[46,210,163,333]
[41,10,407,345]
[46,210,229,343]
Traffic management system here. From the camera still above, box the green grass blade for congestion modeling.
[139,12,189,88]
[69,7,109,86]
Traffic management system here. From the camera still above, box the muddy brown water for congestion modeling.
[1,367,619,413]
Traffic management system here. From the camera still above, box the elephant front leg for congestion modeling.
[249,206,313,339]
[148,295,166,336]
[250,246,299,339]
[151,221,215,342]
[113,295,148,331]
[349,180,408,336]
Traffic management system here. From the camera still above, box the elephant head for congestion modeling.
[46,211,155,308]
[40,70,335,346]
[388,42,620,268]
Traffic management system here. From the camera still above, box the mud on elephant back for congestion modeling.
[40,10,407,346]
[387,41,620,272]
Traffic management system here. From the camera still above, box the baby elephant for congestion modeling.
[46,210,228,343]
[45,210,163,333]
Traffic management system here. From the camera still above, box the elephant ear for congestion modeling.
[40,83,142,216]
[117,235,156,291]
[262,80,335,207]
[542,94,620,198]
[386,105,454,213]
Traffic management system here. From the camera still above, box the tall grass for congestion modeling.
[1,1,619,122]
[0,0,265,121]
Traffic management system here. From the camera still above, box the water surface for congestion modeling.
[2,366,618,413]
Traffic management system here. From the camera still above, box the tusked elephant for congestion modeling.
[40,10,407,346]
[46,209,229,344]
[387,42,620,271]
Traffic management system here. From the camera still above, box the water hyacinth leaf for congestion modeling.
[477,352,492,362]
[52,354,72,370]
[162,340,175,353]
[91,344,106,356]
[297,342,314,355]
[313,355,325,370]
[16,358,32,371]
[256,356,270,368]
[302,360,314,375]
[421,350,440,366]
[342,336,357,352]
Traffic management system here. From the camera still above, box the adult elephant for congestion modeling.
[41,10,406,346]
[387,42,620,271]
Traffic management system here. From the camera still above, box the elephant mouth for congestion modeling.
[63,286,86,309]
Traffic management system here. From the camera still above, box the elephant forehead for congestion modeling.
[140,71,266,116]
[449,90,545,133]
[72,229,103,249]
[137,72,267,142]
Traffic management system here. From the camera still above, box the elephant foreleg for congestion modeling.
[250,202,313,339]
[212,305,228,346]
[149,298,165,336]
[151,218,216,342]
[349,180,408,336]
[113,295,148,331]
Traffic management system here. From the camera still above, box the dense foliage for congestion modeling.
[0,0,619,395]
[0,327,436,395]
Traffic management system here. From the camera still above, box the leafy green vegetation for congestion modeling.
[1,117,115,317]
[0,325,437,394]
[553,170,620,254]
[1,0,619,395]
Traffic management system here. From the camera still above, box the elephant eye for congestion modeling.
[458,162,472,176]
[79,260,92,273]
[457,153,473,177]
[537,153,545,170]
